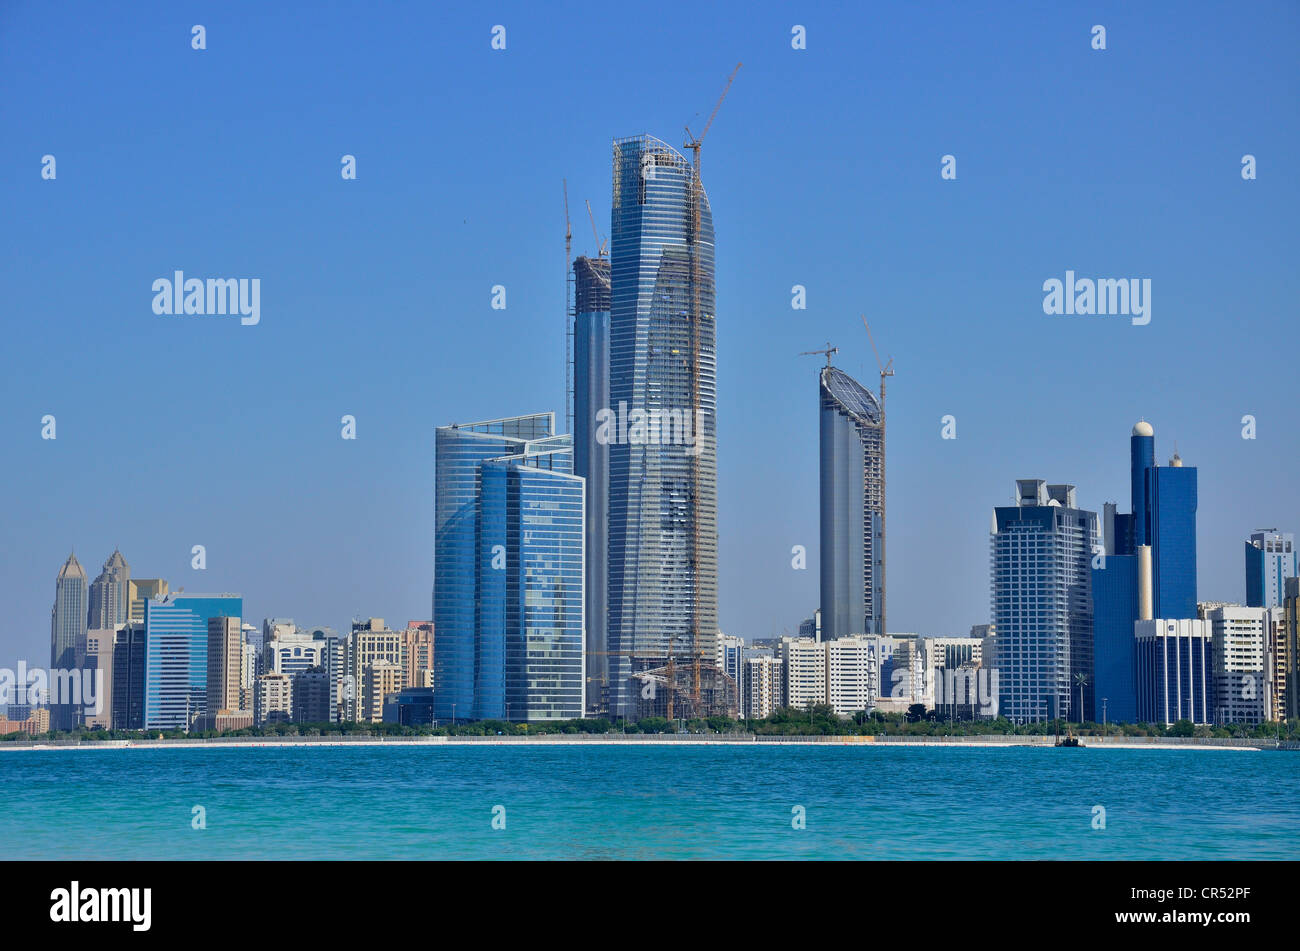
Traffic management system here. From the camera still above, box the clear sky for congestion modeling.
[2,0,1297,662]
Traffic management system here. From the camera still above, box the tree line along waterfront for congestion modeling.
[6,704,1299,743]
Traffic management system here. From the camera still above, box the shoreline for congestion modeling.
[0,735,1272,752]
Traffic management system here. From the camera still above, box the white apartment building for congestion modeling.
[1205,604,1270,724]
[742,654,783,719]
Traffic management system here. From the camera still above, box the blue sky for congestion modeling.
[2,0,1297,662]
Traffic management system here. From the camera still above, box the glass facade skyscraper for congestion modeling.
[573,255,611,710]
[1092,422,1198,722]
[819,366,884,639]
[607,134,717,717]
[1245,530,1298,608]
[434,414,585,722]
[143,592,242,730]
[992,480,1097,723]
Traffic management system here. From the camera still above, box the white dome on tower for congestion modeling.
[1132,420,1154,437]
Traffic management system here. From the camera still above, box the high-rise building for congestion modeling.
[742,654,782,719]
[1135,618,1214,725]
[363,660,402,723]
[87,549,131,630]
[83,628,115,730]
[1092,422,1199,723]
[1245,530,1298,609]
[347,618,403,722]
[254,673,292,726]
[292,666,332,724]
[992,480,1097,723]
[819,366,885,639]
[572,254,612,712]
[127,579,168,625]
[50,552,88,730]
[142,593,241,731]
[205,616,244,724]
[400,622,435,690]
[434,415,585,722]
[434,413,555,722]
[779,637,825,709]
[1205,604,1269,724]
[111,623,146,730]
[607,134,718,718]
[1284,577,1300,719]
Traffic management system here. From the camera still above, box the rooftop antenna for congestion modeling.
[563,179,574,433]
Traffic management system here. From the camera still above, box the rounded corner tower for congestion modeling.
[819,366,885,640]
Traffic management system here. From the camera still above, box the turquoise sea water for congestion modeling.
[0,745,1295,859]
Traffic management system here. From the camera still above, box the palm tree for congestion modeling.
[1073,672,1090,725]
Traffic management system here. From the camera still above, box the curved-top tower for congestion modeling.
[819,366,884,639]
[607,134,717,716]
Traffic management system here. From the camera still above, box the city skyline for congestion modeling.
[3,2,1298,664]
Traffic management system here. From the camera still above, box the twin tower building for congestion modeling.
[433,135,888,723]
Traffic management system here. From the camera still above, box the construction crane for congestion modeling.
[584,199,607,257]
[799,342,838,367]
[587,650,682,722]
[563,180,574,433]
[862,315,894,638]
[682,63,741,712]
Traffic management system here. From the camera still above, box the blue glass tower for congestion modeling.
[1092,421,1198,723]
[1245,530,1298,608]
[1148,457,1197,619]
[607,134,717,717]
[143,592,242,730]
[573,255,611,710]
[434,414,585,722]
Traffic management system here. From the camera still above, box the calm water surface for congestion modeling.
[0,745,1295,859]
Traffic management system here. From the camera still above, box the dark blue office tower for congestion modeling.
[1148,456,1198,619]
[1091,421,1197,724]
[1130,421,1155,549]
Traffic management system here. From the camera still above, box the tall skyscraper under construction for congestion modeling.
[819,365,885,640]
[606,133,724,718]
[572,254,611,712]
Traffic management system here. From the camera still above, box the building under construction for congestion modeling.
[819,363,887,639]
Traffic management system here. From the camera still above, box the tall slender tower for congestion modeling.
[607,134,717,718]
[88,548,131,629]
[50,552,89,730]
[819,366,885,639]
[573,255,611,710]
